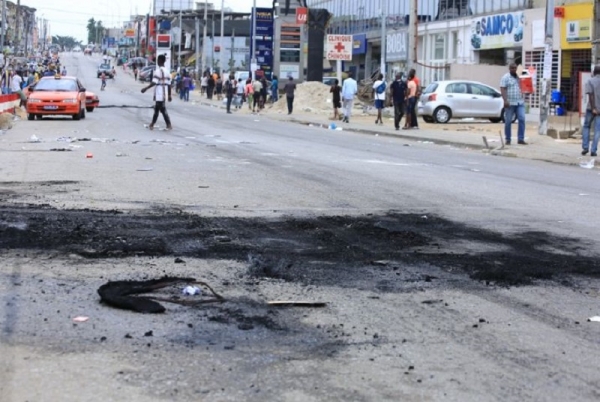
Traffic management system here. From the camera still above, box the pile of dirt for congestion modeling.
[272,81,334,115]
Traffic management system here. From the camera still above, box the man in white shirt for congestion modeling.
[141,54,172,130]
[372,73,386,125]
[341,71,358,123]
[11,71,25,107]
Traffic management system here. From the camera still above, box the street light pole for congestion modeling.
[177,7,182,71]
[0,0,5,53]
[251,0,257,80]
[220,0,224,75]
[201,0,208,74]
[538,0,554,136]
[380,0,386,77]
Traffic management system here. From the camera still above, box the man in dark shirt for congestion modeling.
[390,72,407,130]
[284,76,296,115]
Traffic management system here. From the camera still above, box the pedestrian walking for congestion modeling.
[225,74,236,113]
[133,66,138,81]
[201,73,208,95]
[216,75,223,101]
[500,63,526,145]
[140,54,172,131]
[271,75,279,103]
[207,74,215,100]
[403,71,418,130]
[330,78,342,120]
[341,71,358,123]
[252,78,263,113]
[581,65,600,156]
[181,73,192,102]
[373,73,386,125]
[407,68,420,129]
[11,70,26,108]
[259,77,268,109]
[100,72,107,91]
[236,78,246,108]
[284,76,296,115]
[245,79,254,110]
[390,72,407,130]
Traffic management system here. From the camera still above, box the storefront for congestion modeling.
[470,10,524,65]
[558,2,592,113]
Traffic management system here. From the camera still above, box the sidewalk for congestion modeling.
[185,90,589,168]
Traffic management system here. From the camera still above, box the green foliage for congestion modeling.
[86,18,106,44]
[52,35,81,49]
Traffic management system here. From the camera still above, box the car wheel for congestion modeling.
[433,106,452,124]
[35,114,42,120]
[73,107,81,121]
[489,117,502,123]
[86,107,94,112]
[422,116,435,123]
[27,113,34,121]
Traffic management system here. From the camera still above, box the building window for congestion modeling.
[451,31,458,60]
[433,34,445,60]
[280,50,300,63]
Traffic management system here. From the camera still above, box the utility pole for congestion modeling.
[380,0,386,77]
[15,0,20,54]
[201,0,208,74]
[407,0,417,72]
[230,27,235,72]
[177,7,182,71]
[0,0,5,53]
[195,16,200,77]
[538,0,554,136]
[251,0,257,80]
[593,0,600,68]
[220,0,224,74]
[211,12,215,71]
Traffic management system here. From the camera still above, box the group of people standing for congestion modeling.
[328,69,420,130]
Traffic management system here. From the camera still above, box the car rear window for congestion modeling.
[422,83,438,94]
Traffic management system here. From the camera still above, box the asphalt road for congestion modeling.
[0,53,599,402]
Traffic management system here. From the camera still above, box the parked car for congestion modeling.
[417,80,517,124]
[138,65,156,82]
[323,76,337,86]
[85,91,99,112]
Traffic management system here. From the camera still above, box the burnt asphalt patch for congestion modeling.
[0,204,598,287]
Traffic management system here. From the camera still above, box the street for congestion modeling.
[1,52,599,402]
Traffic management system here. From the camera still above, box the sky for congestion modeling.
[22,0,273,42]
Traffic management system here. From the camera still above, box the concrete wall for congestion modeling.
[449,64,507,89]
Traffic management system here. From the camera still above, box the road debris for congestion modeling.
[72,316,89,322]
[50,148,72,152]
[97,276,225,313]
[86,153,93,158]
[267,301,327,307]
[182,286,201,295]
[580,159,595,169]
[30,134,41,143]
[588,316,600,322]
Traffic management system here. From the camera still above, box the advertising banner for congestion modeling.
[251,7,274,78]
[471,11,524,50]
[326,34,352,61]
[565,19,591,43]
[386,30,408,61]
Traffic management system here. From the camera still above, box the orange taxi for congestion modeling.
[26,75,87,120]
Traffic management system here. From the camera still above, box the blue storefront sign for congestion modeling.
[251,7,274,79]
[352,34,366,55]
[471,11,524,50]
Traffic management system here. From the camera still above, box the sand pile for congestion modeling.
[273,81,336,115]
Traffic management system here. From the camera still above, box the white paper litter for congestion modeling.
[182,286,201,296]
[587,316,600,322]
[580,159,595,169]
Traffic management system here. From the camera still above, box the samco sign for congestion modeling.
[471,11,524,50]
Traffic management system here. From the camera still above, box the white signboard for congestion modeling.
[280,64,299,79]
[386,30,408,62]
[471,11,524,50]
[326,34,352,61]
[531,20,545,49]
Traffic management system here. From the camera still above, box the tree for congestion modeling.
[52,35,81,50]
[86,18,96,44]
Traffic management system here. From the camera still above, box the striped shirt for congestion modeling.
[500,73,524,105]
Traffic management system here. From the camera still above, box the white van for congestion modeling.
[234,71,250,83]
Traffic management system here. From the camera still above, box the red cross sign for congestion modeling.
[327,35,352,61]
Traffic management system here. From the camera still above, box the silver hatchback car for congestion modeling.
[418,80,515,124]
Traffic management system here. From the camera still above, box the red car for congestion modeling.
[85,91,99,112]
[26,76,86,120]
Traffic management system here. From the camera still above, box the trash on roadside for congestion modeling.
[56,136,77,143]
[421,215,428,219]
[267,301,327,307]
[182,286,201,296]
[136,167,153,171]
[97,276,225,313]
[73,316,89,322]
[198,185,209,188]
[30,134,40,143]
[329,123,337,130]
[86,153,93,158]
[580,159,595,169]
[588,316,600,322]
[116,152,128,157]
[50,148,72,152]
